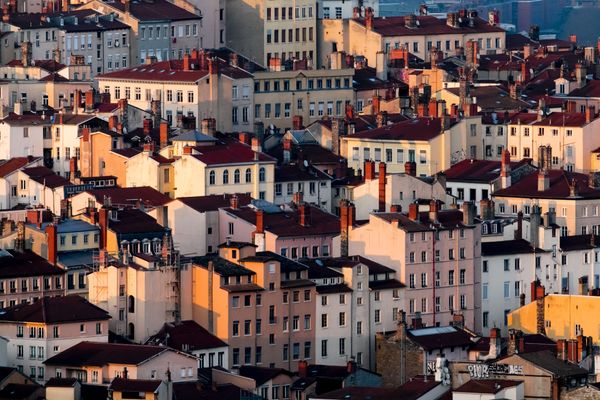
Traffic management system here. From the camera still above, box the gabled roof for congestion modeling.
[7,58,65,72]
[83,186,171,207]
[455,379,521,394]
[1,113,52,126]
[238,366,293,386]
[105,0,200,22]
[493,170,600,199]
[109,378,162,393]
[443,159,533,183]
[106,208,166,234]
[0,295,110,324]
[275,164,331,182]
[192,256,254,277]
[0,157,41,178]
[517,350,588,378]
[146,320,227,351]
[188,141,275,166]
[44,342,171,367]
[407,325,475,351]
[177,194,252,213]
[0,249,64,279]
[111,148,142,159]
[445,86,530,111]
[560,234,600,251]
[21,166,71,188]
[482,239,544,256]
[347,117,455,141]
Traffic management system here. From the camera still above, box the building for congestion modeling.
[219,200,340,259]
[44,341,198,384]
[342,201,482,330]
[253,67,354,130]
[226,0,317,66]
[342,9,506,67]
[16,166,71,214]
[274,164,332,212]
[0,157,44,210]
[190,243,316,370]
[0,114,51,160]
[0,295,110,383]
[124,142,174,198]
[96,51,254,131]
[146,320,229,370]
[172,138,276,200]
[237,366,295,400]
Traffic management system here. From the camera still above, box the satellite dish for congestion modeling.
[303,160,309,167]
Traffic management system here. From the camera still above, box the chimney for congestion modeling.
[69,157,78,182]
[340,200,355,257]
[489,328,501,359]
[372,95,381,115]
[292,115,304,130]
[500,149,512,188]
[411,312,423,329]
[183,146,193,155]
[255,209,264,233]
[567,340,578,363]
[45,224,57,265]
[143,118,152,135]
[183,53,191,71]
[428,99,438,118]
[515,211,523,240]
[537,170,549,192]
[21,41,32,68]
[283,138,292,165]
[462,201,475,225]
[143,142,154,154]
[230,195,239,210]
[586,105,595,124]
[151,100,162,129]
[208,57,219,75]
[530,205,541,248]
[520,62,529,83]
[364,160,376,180]
[429,199,439,222]
[557,339,568,361]
[531,280,545,301]
[408,202,419,221]
[331,118,345,156]
[376,111,388,128]
[293,192,304,205]
[251,137,261,153]
[346,360,357,374]
[569,34,577,44]
[365,7,374,30]
[298,360,308,378]
[404,161,416,177]
[507,329,522,355]
[376,51,388,81]
[299,204,310,227]
[108,115,118,132]
[390,204,401,213]
[378,162,386,212]
[98,207,109,250]
[160,121,169,148]
[480,198,494,220]
[85,89,94,111]
[452,313,465,329]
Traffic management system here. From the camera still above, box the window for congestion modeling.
[504,281,510,298]
[321,339,328,357]
[374,309,381,323]
[339,312,346,326]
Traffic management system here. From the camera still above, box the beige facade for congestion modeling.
[254,68,354,131]
[226,0,317,66]
[125,148,174,198]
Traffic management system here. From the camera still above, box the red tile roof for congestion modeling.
[225,205,340,238]
[85,186,171,207]
[177,193,252,213]
[348,117,454,141]
[446,86,531,111]
[568,80,600,98]
[443,158,533,183]
[493,170,600,199]
[507,111,593,127]
[7,59,65,72]
[1,113,52,126]
[107,0,200,21]
[0,250,64,279]
[44,342,170,366]
[111,148,142,159]
[0,294,109,324]
[22,166,71,188]
[455,379,521,394]
[190,141,275,166]
[0,157,41,177]
[146,320,227,351]
[353,15,504,37]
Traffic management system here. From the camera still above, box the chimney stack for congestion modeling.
[500,149,511,188]
[404,161,416,177]
[283,138,292,165]
[230,195,239,210]
[462,201,474,225]
[364,160,376,180]
[340,200,355,257]
[160,121,169,148]
[98,207,109,250]
[378,162,386,212]
[45,224,57,265]
[408,202,419,221]
[428,199,439,222]
[480,198,494,220]
[255,209,264,233]
[298,204,310,227]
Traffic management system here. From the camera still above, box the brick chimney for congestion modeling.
[98,207,109,250]
[428,199,439,222]
[462,201,474,225]
[480,198,494,220]
[143,118,152,135]
[160,121,169,148]
[85,89,94,111]
[378,162,386,212]
[365,7,374,30]
[255,209,264,233]
[586,105,595,124]
[292,115,303,130]
[208,57,219,75]
[69,156,77,182]
[428,99,438,118]
[489,328,501,359]
[372,95,381,115]
[183,53,191,71]
[283,138,292,165]
[364,160,376,180]
[108,115,118,132]
[390,204,401,213]
[557,339,568,361]
[500,149,511,188]
[299,204,310,227]
[230,195,239,210]
[340,200,355,257]
[404,161,416,177]
[298,360,308,378]
[411,312,423,329]
[45,224,57,265]
[408,202,419,221]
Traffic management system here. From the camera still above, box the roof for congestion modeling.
[193,256,254,277]
[376,209,471,232]
[172,382,243,400]
[517,350,588,378]
[445,86,530,111]
[369,279,405,290]
[218,241,257,250]
[106,208,166,235]
[348,117,454,141]
[225,204,340,238]
[0,295,110,324]
[172,131,218,142]
[443,159,532,183]
[315,284,353,294]
[109,378,162,393]
[0,249,64,279]
[21,166,71,188]
[6,58,65,72]
[146,320,227,351]
[508,111,591,128]
[1,113,51,126]
[568,80,600,98]
[407,326,475,351]
[0,383,39,399]
[482,239,544,256]
[0,367,17,383]
[0,157,40,177]
[111,148,142,159]
[189,141,275,166]
[275,164,331,183]
[314,387,407,400]
[84,186,171,207]
[45,378,78,387]
[238,366,293,386]
[493,170,600,199]
[353,15,504,37]
[107,0,200,21]
[177,194,252,213]
[455,379,521,394]
[44,341,169,367]
[560,234,600,251]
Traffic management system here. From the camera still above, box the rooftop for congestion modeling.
[105,0,200,21]
[0,250,64,279]
[177,194,252,213]
[482,239,544,256]
[0,295,110,324]
[443,158,532,183]
[238,366,293,386]
[347,117,455,142]
[21,166,71,189]
[560,234,600,251]
[106,208,166,235]
[455,379,521,394]
[145,320,227,351]
[407,325,475,351]
[517,350,588,378]
[0,157,40,177]
[193,256,254,277]
[44,341,170,366]
[188,140,275,166]
[109,378,162,393]
[493,170,600,199]
[84,186,171,208]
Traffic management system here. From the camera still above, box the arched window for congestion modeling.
[245,168,252,183]
[223,170,229,184]
[259,167,266,182]
[234,169,240,183]
[128,295,135,313]
[128,323,135,340]
[209,171,216,185]
[142,239,150,254]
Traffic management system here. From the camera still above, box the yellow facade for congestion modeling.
[508,294,600,345]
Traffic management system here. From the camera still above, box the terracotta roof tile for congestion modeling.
[0,157,41,177]
[493,170,600,199]
[44,342,168,366]
[0,294,109,324]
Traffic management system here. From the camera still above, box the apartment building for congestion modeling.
[80,0,203,66]
[341,8,505,67]
[227,0,317,66]
[253,67,354,131]
[273,164,332,212]
[96,52,254,131]
[506,110,600,172]
[317,0,379,19]
[342,201,482,331]
[191,242,316,370]
[0,157,44,210]
[0,295,110,383]
[125,142,174,198]
[0,113,51,160]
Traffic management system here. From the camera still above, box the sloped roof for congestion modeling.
[177,193,252,213]
[0,295,110,324]
[22,166,71,188]
[146,320,227,351]
[84,186,171,207]
[0,157,40,177]
[44,342,169,366]
[348,117,454,141]
[109,378,162,393]
[493,170,600,199]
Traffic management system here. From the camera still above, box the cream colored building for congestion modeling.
[172,140,276,200]
[253,67,354,130]
[96,54,253,131]
[226,0,317,66]
[125,145,174,198]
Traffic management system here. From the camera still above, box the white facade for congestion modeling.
[0,120,48,160]
[16,170,66,215]
[274,178,332,212]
